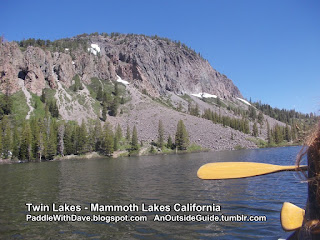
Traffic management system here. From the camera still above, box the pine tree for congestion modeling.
[110,97,119,116]
[126,125,130,141]
[189,103,200,116]
[12,125,19,159]
[157,120,164,148]
[19,121,33,161]
[274,124,283,144]
[258,111,264,125]
[77,120,87,154]
[216,97,221,106]
[49,100,59,118]
[188,101,192,113]
[113,135,119,151]
[131,125,139,150]
[57,124,65,156]
[102,123,114,156]
[96,86,103,101]
[249,106,257,120]
[1,115,11,158]
[74,124,82,154]
[102,104,107,121]
[86,121,95,152]
[291,123,297,141]
[194,104,200,116]
[64,122,74,155]
[53,101,59,118]
[285,124,291,142]
[0,127,2,158]
[40,89,46,103]
[45,104,50,119]
[175,120,189,150]
[32,118,41,161]
[246,119,250,134]
[102,92,112,107]
[93,119,102,151]
[116,123,123,140]
[72,75,83,91]
[102,92,107,103]
[167,135,173,149]
[37,119,45,161]
[114,82,119,96]
[177,102,183,112]
[46,122,57,160]
[0,85,13,116]
[252,122,258,137]
[267,121,273,145]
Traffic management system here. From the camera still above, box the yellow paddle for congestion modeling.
[197,162,307,180]
[281,202,305,231]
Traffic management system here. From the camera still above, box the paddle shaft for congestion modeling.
[197,162,307,180]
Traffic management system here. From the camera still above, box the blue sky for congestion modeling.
[2,0,319,114]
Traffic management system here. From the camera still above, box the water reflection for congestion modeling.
[0,146,307,239]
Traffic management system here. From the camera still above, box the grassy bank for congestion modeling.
[247,137,302,149]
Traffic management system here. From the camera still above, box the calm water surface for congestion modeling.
[0,146,307,239]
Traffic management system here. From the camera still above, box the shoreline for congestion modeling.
[0,148,211,164]
[0,144,302,165]
[52,152,105,161]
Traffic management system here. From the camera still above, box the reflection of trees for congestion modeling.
[0,162,60,238]
[0,147,304,239]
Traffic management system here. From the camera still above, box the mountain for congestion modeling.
[0,33,312,157]
[0,33,241,99]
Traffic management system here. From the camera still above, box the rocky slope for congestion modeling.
[0,33,287,151]
[106,85,258,151]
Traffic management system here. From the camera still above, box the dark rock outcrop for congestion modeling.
[0,34,242,99]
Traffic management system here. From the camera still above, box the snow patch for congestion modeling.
[202,93,217,98]
[191,93,202,98]
[236,97,251,106]
[72,61,75,65]
[87,43,101,55]
[116,75,129,85]
[191,92,217,98]
[65,48,69,51]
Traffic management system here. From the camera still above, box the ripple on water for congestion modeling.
[0,146,307,239]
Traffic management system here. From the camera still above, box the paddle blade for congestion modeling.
[197,162,302,180]
[281,202,305,231]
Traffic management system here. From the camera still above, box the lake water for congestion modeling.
[0,146,307,239]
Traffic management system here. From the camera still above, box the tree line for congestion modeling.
[189,96,317,145]
[266,122,295,145]
[0,97,191,161]
[253,101,317,124]
[155,119,190,152]
[0,113,141,161]
[0,93,12,120]
[15,32,204,61]
[202,108,250,134]
[95,82,124,120]
[17,37,89,53]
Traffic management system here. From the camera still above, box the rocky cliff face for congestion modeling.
[97,34,242,99]
[0,34,242,99]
